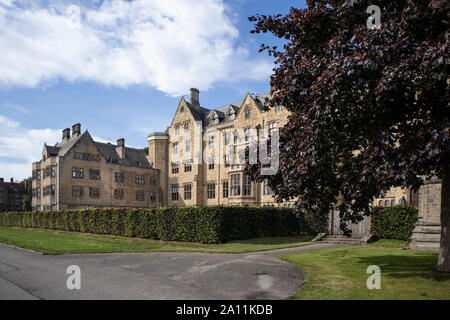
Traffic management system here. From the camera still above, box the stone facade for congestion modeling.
[32,123,159,211]
[149,89,294,208]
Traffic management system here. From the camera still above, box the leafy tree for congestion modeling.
[246,1,449,271]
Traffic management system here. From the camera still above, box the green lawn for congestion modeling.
[0,227,314,255]
[366,239,409,248]
[280,246,450,300]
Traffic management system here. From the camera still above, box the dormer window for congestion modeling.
[245,106,251,119]
[228,108,235,120]
[211,113,219,125]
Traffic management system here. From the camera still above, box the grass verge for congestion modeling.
[0,227,313,255]
[280,246,450,300]
[366,239,409,248]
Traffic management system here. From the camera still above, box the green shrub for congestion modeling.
[0,205,309,243]
[371,205,419,241]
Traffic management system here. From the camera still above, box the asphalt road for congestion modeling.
[0,243,338,300]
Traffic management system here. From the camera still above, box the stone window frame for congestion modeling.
[150,192,156,202]
[243,175,252,196]
[230,174,241,196]
[175,124,180,135]
[172,162,180,174]
[207,182,216,199]
[89,187,100,198]
[184,121,190,133]
[223,180,229,198]
[89,169,101,180]
[184,183,192,200]
[244,106,251,119]
[184,160,192,172]
[263,178,274,196]
[172,142,178,154]
[208,158,215,170]
[72,167,84,179]
[72,186,84,198]
[115,172,125,183]
[135,175,145,185]
[114,189,124,200]
[171,184,179,201]
[136,191,145,201]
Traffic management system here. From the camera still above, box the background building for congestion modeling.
[0,177,26,212]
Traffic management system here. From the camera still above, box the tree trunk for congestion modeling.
[436,162,450,272]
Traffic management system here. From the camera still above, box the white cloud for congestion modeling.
[0,0,272,96]
[0,114,60,180]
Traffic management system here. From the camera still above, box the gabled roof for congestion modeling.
[45,131,152,169]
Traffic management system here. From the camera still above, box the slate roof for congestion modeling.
[194,92,271,127]
[49,131,152,168]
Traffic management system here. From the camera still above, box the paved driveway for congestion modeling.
[0,243,338,300]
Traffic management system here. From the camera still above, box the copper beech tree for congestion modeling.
[246,0,449,271]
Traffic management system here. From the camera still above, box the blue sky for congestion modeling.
[0,0,307,180]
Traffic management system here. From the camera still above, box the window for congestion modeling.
[208,158,215,170]
[184,122,189,132]
[114,189,124,200]
[185,139,191,152]
[391,199,396,206]
[225,132,231,145]
[223,181,229,198]
[36,205,41,212]
[135,175,145,185]
[184,160,192,172]
[36,187,41,198]
[43,185,56,196]
[212,113,219,125]
[72,186,83,198]
[115,172,124,183]
[245,106,251,119]
[400,197,407,205]
[37,170,41,181]
[244,128,251,142]
[209,136,215,149]
[224,154,231,167]
[379,200,384,207]
[269,122,277,136]
[136,191,145,201]
[72,151,100,162]
[231,174,240,196]
[89,187,100,198]
[172,162,179,174]
[229,109,235,120]
[150,178,156,186]
[175,124,180,135]
[51,204,57,212]
[173,143,178,154]
[385,200,390,207]
[150,192,156,201]
[243,175,252,196]
[171,185,179,201]
[51,166,55,177]
[207,183,216,199]
[72,167,84,179]
[89,169,100,180]
[184,184,192,200]
[263,179,274,195]
[180,106,184,112]
[275,105,282,112]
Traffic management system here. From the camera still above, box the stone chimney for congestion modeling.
[72,123,81,137]
[10,178,13,183]
[62,128,71,142]
[0,178,3,183]
[190,88,200,109]
[116,138,125,158]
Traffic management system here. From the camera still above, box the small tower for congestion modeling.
[148,131,169,206]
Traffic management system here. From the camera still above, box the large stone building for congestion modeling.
[148,88,294,208]
[0,177,26,212]
[31,123,160,211]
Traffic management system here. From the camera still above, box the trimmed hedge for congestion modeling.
[370,205,419,241]
[0,206,310,243]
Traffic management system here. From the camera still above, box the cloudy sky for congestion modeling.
[0,0,306,181]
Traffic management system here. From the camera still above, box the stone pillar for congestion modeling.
[409,177,442,251]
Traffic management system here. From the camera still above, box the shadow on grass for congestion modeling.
[356,252,450,281]
[227,235,314,246]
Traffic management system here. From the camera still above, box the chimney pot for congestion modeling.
[10,178,14,183]
[117,138,125,147]
[72,123,81,136]
[0,178,3,183]
[190,88,200,108]
[62,128,71,141]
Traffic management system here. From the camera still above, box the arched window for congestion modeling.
[379,200,384,207]
[385,200,390,207]
[245,106,251,119]
[400,197,406,205]
[391,199,396,206]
